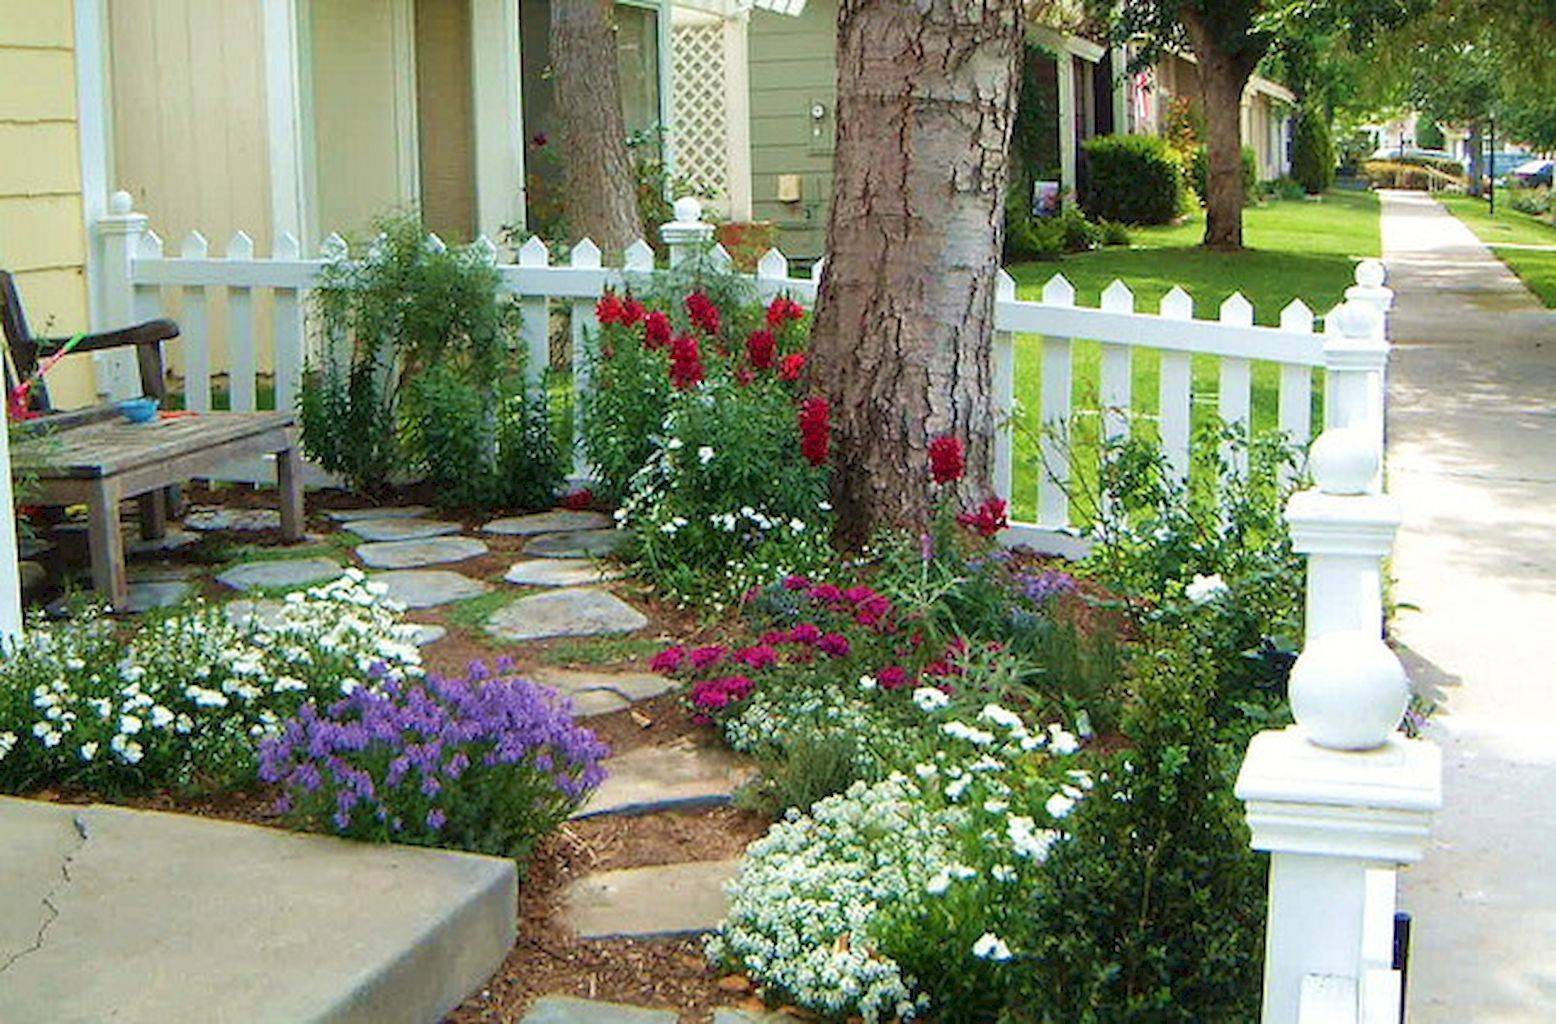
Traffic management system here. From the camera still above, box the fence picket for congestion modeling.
[1218,293,1254,475]
[624,239,655,273]
[756,248,789,301]
[518,237,551,385]
[1038,274,1076,528]
[1158,287,1194,483]
[180,231,211,412]
[570,238,603,478]
[992,270,1016,510]
[272,232,305,413]
[225,231,257,412]
[132,230,164,346]
[1278,301,1315,482]
[1098,280,1134,443]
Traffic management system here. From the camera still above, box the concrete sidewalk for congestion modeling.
[1381,190,1556,1021]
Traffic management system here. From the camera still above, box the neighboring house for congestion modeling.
[1131,50,1295,182]
[0,0,107,408]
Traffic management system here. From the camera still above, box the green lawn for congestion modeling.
[1004,192,1381,523]
[1438,191,1556,308]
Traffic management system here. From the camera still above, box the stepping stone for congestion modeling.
[347,518,461,543]
[402,623,447,646]
[503,558,626,588]
[486,588,646,643]
[216,557,342,591]
[522,996,676,1024]
[529,667,676,706]
[714,1011,800,1024]
[127,563,203,582]
[122,580,192,614]
[567,690,634,718]
[184,508,282,533]
[19,561,45,592]
[226,599,287,632]
[370,570,490,609]
[123,529,200,555]
[483,510,612,536]
[524,529,626,559]
[563,859,739,939]
[0,797,515,1024]
[356,537,488,570]
[575,739,753,819]
[325,505,431,523]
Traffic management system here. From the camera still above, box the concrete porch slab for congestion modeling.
[0,797,516,1024]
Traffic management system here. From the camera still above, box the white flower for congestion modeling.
[926,869,952,896]
[1007,816,1059,861]
[698,445,715,465]
[979,704,1025,734]
[0,731,16,760]
[941,721,995,747]
[984,799,1009,813]
[1047,723,1080,755]
[972,933,1013,962]
[1185,572,1229,604]
[79,742,98,761]
[913,687,950,712]
[110,733,143,764]
[1046,791,1077,819]
[992,864,1017,883]
[149,706,175,729]
[667,437,684,450]
[858,675,877,691]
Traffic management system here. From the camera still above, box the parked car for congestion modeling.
[1510,158,1554,188]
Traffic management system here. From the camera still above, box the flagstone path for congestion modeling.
[356,536,489,570]
[562,859,742,940]
[347,517,463,542]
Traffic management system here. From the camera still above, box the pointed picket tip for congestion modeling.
[518,235,549,267]
[756,247,789,280]
[1279,299,1313,332]
[1159,286,1193,320]
[995,268,1016,301]
[225,230,255,259]
[1219,292,1254,326]
[1100,279,1134,313]
[623,239,655,271]
[320,233,349,261]
[472,234,499,265]
[136,229,164,259]
[708,243,734,271]
[180,230,208,258]
[425,232,447,254]
[1040,274,1075,306]
[809,256,826,283]
[273,231,301,260]
[570,237,602,269]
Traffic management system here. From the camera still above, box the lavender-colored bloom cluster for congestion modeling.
[1016,570,1078,606]
[258,660,608,859]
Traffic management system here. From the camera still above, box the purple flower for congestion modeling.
[426,808,447,831]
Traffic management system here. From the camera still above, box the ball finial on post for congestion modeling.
[672,196,704,224]
[1288,630,1410,750]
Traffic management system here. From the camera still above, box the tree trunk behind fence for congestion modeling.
[551,0,644,255]
[807,0,1023,547]
[1184,12,1263,251]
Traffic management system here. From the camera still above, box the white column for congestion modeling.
[1057,50,1076,201]
[722,11,754,222]
[94,192,151,402]
[1237,299,1441,1024]
[263,0,310,247]
[1110,44,1129,134]
[661,196,714,269]
[0,397,21,646]
[470,0,526,238]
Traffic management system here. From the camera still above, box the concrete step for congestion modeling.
[0,797,515,1024]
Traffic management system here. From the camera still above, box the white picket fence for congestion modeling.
[94,192,1391,549]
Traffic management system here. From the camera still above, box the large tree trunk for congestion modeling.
[807,0,1024,547]
[1182,13,1262,250]
[551,0,644,254]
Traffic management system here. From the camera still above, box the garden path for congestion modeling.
[1381,189,1556,1022]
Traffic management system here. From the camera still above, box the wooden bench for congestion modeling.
[4,270,302,609]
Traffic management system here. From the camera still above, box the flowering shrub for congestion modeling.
[0,571,422,795]
[710,697,1088,1022]
[259,663,607,861]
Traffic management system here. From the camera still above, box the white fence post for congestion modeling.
[0,398,21,646]
[94,190,149,401]
[1344,259,1394,490]
[1236,300,1440,1024]
[992,270,1016,513]
[1322,303,1389,495]
[660,196,715,269]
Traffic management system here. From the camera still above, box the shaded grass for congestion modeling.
[1438,192,1556,307]
[540,633,666,668]
[445,589,522,632]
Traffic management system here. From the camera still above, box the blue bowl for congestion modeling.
[118,397,160,424]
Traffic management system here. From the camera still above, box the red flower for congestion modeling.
[595,292,625,325]
[650,646,685,673]
[798,396,830,467]
[781,575,811,591]
[818,633,851,658]
[766,295,805,327]
[669,334,705,390]
[746,329,776,370]
[644,310,672,349]
[689,645,728,672]
[560,488,594,511]
[956,496,1009,538]
[788,623,822,645]
[928,435,965,484]
[622,296,646,325]
[685,291,721,335]
[877,665,911,690]
[736,645,779,670]
[530,132,548,148]
[779,352,806,382]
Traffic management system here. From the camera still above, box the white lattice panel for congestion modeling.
[671,22,729,204]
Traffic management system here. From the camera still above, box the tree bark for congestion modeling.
[551,0,644,255]
[807,0,1024,547]
[1182,11,1263,250]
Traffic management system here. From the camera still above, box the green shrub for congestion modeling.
[1291,106,1336,194]
[1099,219,1132,246]
[1081,134,1183,225]
[1416,119,1445,150]
[1508,186,1551,216]
[1272,175,1307,200]
[1190,145,1259,207]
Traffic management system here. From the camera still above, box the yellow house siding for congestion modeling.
[0,0,95,409]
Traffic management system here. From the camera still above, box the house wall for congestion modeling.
[746,0,837,260]
[415,0,476,241]
[0,0,96,408]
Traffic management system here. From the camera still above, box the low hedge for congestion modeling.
[1080,134,1182,225]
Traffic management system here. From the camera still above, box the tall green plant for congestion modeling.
[1291,105,1337,193]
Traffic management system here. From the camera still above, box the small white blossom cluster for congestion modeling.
[0,571,421,786]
